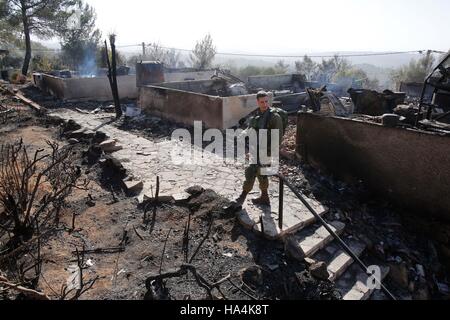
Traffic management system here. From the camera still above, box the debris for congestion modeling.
[0,276,50,300]
[222,252,233,258]
[142,193,174,204]
[75,108,90,114]
[72,247,125,255]
[86,198,96,207]
[86,259,95,267]
[415,264,425,278]
[212,233,221,242]
[185,185,204,196]
[284,236,305,261]
[102,156,126,177]
[93,131,107,143]
[123,180,144,194]
[309,261,330,281]
[381,113,401,127]
[436,282,450,296]
[68,128,95,140]
[173,191,191,203]
[117,269,127,276]
[86,144,103,164]
[99,139,122,153]
[266,264,279,271]
[240,266,264,288]
[68,138,79,145]
[388,261,410,289]
[66,264,81,291]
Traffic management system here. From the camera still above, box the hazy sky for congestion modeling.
[86,0,450,54]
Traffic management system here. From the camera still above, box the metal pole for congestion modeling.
[142,42,146,57]
[279,178,284,230]
[277,174,396,300]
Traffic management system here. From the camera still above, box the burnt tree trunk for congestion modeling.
[105,36,122,119]
[20,1,31,76]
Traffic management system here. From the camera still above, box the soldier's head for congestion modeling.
[256,91,270,112]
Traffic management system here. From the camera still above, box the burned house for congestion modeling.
[296,53,450,220]
[33,71,138,102]
[137,61,264,129]
[32,62,217,102]
[246,73,362,113]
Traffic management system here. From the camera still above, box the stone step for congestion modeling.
[308,237,366,282]
[284,221,346,260]
[335,263,390,300]
[237,198,328,240]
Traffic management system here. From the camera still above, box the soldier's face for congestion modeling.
[257,97,270,112]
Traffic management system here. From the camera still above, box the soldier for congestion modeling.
[235,91,284,207]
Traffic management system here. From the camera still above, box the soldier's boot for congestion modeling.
[252,190,270,206]
[234,191,249,207]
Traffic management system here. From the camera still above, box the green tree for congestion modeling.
[58,1,101,72]
[190,34,216,69]
[3,0,78,75]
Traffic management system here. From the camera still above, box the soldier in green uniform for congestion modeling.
[235,91,284,207]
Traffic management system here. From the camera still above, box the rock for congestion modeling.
[93,131,107,143]
[173,192,191,203]
[240,266,263,288]
[69,128,95,139]
[99,139,122,153]
[68,138,79,145]
[85,144,102,164]
[102,156,126,177]
[284,236,305,261]
[65,119,81,132]
[185,186,204,196]
[123,180,144,194]
[309,261,330,281]
[388,262,410,289]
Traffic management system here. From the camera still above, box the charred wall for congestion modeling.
[35,74,138,101]
[296,112,450,220]
[139,85,224,129]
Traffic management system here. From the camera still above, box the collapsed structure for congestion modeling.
[31,53,450,219]
[296,53,450,220]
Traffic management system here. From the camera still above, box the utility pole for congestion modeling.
[142,42,146,58]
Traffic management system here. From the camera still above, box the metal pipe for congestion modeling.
[276,173,396,300]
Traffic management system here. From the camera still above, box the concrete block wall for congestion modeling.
[296,112,450,220]
[139,85,263,129]
[36,74,138,101]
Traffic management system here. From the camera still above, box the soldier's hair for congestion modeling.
[256,91,268,100]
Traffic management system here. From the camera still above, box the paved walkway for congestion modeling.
[50,110,327,239]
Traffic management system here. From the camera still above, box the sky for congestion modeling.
[84,0,450,55]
